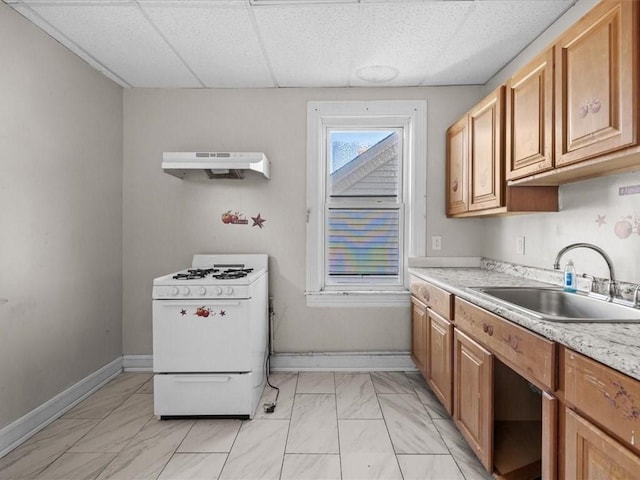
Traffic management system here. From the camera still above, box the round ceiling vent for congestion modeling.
[355,65,399,84]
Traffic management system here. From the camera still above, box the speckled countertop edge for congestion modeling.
[408,266,640,382]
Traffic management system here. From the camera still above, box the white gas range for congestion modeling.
[152,254,268,419]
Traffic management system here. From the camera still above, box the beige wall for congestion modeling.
[0,4,123,429]
[122,86,483,355]
[482,171,640,284]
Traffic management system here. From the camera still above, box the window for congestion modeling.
[306,101,427,306]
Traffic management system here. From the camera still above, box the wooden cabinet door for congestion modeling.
[506,48,554,180]
[411,297,428,378]
[469,87,505,211]
[453,329,494,472]
[555,0,638,167]
[427,310,453,414]
[564,408,640,479]
[446,115,469,216]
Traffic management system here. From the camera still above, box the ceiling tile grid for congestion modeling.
[5,0,579,88]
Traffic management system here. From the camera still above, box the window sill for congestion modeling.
[305,290,410,307]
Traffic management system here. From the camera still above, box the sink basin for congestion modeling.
[470,286,640,323]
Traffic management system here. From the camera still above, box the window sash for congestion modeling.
[324,205,404,287]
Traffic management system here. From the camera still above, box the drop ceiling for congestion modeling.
[4,0,578,88]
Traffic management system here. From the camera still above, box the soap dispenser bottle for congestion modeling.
[564,259,577,293]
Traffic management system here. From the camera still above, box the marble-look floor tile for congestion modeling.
[338,419,402,480]
[219,419,289,480]
[286,394,339,454]
[433,419,493,480]
[0,419,98,480]
[397,454,465,480]
[157,453,227,480]
[280,454,341,480]
[254,372,298,420]
[335,373,382,419]
[296,372,335,393]
[95,419,193,480]
[406,372,449,419]
[69,394,153,453]
[177,419,241,453]
[370,371,414,394]
[34,453,116,480]
[63,374,152,420]
[378,394,448,454]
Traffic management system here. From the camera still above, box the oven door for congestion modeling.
[153,299,251,373]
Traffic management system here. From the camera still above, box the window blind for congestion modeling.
[327,209,399,277]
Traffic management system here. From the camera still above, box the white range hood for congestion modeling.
[162,152,270,180]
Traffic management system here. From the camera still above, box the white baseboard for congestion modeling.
[122,355,153,372]
[269,352,417,372]
[0,357,122,459]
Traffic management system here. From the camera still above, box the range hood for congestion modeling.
[162,152,270,180]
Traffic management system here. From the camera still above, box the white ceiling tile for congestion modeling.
[252,3,360,87]
[350,1,473,86]
[22,1,202,87]
[426,0,575,85]
[140,1,275,88]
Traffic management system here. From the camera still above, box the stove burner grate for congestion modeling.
[212,268,254,280]
[173,268,219,280]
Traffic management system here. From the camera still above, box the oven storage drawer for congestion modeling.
[154,373,256,417]
[153,299,252,373]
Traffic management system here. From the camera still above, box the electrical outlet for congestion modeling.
[516,236,525,255]
[432,236,442,251]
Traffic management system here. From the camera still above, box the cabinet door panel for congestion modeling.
[555,0,638,166]
[469,87,504,211]
[446,116,469,216]
[565,408,640,479]
[427,310,453,414]
[411,297,428,378]
[506,48,554,180]
[454,329,493,472]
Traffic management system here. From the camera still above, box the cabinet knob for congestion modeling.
[482,323,494,336]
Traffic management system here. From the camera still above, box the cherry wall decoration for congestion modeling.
[221,210,266,229]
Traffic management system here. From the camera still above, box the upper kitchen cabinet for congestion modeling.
[446,86,558,218]
[446,116,469,216]
[506,49,555,181]
[555,0,638,168]
[469,87,505,212]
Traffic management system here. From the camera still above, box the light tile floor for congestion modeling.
[0,371,493,480]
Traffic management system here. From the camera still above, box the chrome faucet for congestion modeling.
[553,243,617,301]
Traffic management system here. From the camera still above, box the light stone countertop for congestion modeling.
[408,266,640,382]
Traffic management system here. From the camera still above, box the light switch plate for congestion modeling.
[432,236,442,251]
[516,236,525,255]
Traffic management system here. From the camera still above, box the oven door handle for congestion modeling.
[154,300,242,307]
[173,375,231,383]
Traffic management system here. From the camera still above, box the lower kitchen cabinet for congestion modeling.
[453,329,494,472]
[411,297,428,378]
[427,309,453,414]
[564,408,640,479]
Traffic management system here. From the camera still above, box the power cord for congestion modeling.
[263,354,279,413]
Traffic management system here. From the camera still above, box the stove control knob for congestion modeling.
[169,287,179,296]
[181,287,190,296]
[197,287,207,296]
[215,287,223,296]
[225,286,234,296]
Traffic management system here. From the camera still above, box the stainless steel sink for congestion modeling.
[470,286,640,323]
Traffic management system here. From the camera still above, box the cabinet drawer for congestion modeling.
[454,297,556,391]
[410,276,453,319]
[564,349,640,453]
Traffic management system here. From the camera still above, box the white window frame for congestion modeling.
[306,100,427,307]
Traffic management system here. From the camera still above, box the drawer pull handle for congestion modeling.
[482,323,494,336]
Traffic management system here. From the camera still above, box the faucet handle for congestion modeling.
[581,273,596,293]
